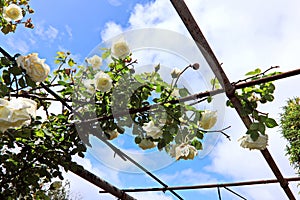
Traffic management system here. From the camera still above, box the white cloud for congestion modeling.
[6,37,30,54]
[107,0,125,7]
[101,22,124,41]
[35,22,59,41]
[161,168,218,185]
[63,155,122,200]
[65,25,73,39]
[132,192,174,200]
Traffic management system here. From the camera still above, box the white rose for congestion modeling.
[17,53,50,82]
[3,4,23,22]
[105,129,119,140]
[171,143,198,160]
[0,98,37,132]
[94,71,113,92]
[111,39,130,59]
[238,133,268,150]
[142,121,162,139]
[171,68,181,78]
[171,88,180,97]
[199,110,217,130]
[83,79,95,94]
[86,55,102,69]
[138,139,156,150]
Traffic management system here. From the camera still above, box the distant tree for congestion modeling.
[280,97,300,174]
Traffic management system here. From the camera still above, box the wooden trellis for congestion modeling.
[1,0,299,199]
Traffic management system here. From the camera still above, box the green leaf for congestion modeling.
[245,68,261,76]
[101,49,111,60]
[258,115,267,123]
[1,57,11,66]
[258,122,266,134]
[207,96,212,103]
[249,122,259,131]
[243,87,253,93]
[10,66,23,75]
[2,70,11,85]
[25,75,36,87]
[264,94,274,102]
[18,77,26,88]
[134,137,142,144]
[265,118,278,128]
[196,130,204,139]
[68,58,76,67]
[252,110,259,120]
[179,87,189,97]
[35,130,45,137]
[250,130,259,141]
[191,139,202,150]
[134,74,145,83]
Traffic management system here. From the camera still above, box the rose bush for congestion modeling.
[0,32,282,198]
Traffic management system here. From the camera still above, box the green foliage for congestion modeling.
[226,68,279,140]
[0,52,86,199]
[280,98,300,174]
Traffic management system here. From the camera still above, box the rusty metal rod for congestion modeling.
[99,177,300,193]
[69,165,136,200]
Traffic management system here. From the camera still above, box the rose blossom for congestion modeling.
[142,121,162,139]
[0,98,37,132]
[17,53,50,82]
[138,139,156,150]
[111,39,130,59]
[86,55,102,69]
[3,4,23,22]
[199,110,217,130]
[238,133,268,150]
[170,143,198,160]
[94,71,113,92]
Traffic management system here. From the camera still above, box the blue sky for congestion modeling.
[1,0,300,199]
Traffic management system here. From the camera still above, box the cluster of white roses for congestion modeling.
[83,44,222,160]
[138,110,218,160]
[0,52,49,132]
[83,39,130,94]
[0,98,37,132]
